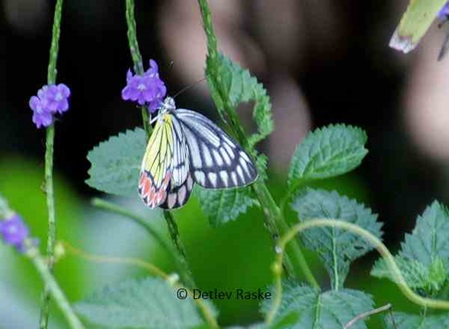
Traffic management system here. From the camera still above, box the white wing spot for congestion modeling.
[208,173,218,187]
[195,171,206,185]
[213,149,223,166]
[240,151,251,163]
[224,143,235,159]
[178,185,187,203]
[221,148,232,165]
[231,172,238,186]
[236,166,245,183]
[187,175,194,189]
[219,171,229,187]
[240,158,251,177]
[168,193,177,208]
[202,144,213,167]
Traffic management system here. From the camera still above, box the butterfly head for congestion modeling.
[161,97,176,113]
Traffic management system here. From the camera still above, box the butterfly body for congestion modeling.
[138,97,258,209]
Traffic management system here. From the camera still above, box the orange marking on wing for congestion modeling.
[139,170,172,208]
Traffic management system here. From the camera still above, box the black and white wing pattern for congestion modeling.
[173,108,258,189]
[160,173,194,209]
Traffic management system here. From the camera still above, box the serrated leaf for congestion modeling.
[86,128,146,197]
[371,201,449,296]
[389,0,446,53]
[385,312,449,329]
[194,186,258,227]
[75,277,208,329]
[206,53,273,149]
[292,188,382,289]
[288,125,368,187]
[371,256,447,294]
[401,201,449,266]
[260,283,374,329]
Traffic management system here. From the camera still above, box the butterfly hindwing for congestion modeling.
[174,108,258,189]
[160,173,194,209]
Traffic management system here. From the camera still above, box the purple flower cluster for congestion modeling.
[29,83,71,128]
[0,213,29,252]
[121,60,167,113]
[438,2,449,20]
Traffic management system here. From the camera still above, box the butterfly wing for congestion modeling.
[138,113,189,208]
[160,173,194,209]
[174,108,258,189]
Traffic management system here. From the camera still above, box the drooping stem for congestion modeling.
[28,245,84,329]
[91,198,173,257]
[39,0,64,327]
[124,0,195,288]
[266,219,449,324]
[62,243,217,328]
[91,198,194,286]
[197,0,319,289]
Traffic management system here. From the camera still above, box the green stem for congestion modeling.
[40,0,64,327]
[124,0,195,288]
[125,0,150,133]
[266,219,449,324]
[28,245,84,329]
[163,211,196,288]
[197,0,318,289]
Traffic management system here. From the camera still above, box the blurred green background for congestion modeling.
[2,0,449,328]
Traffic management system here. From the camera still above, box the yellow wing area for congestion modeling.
[141,113,174,186]
[138,113,175,208]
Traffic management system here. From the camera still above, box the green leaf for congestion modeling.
[291,188,382,289]
[371,256,447,295]
[288,125,368,186]
[206,53,274,149]
[86,128,146,197]
[194,186,258,227]
[389,0,446,53]
[385,313,449,329]
[260,283,374,329]
[401,201,449,266]
[371,201,449,296]
[75,277,209,329]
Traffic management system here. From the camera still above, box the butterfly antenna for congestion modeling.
[173,77,207,99]
[438,28,449,61]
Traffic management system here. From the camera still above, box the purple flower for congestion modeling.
[29,83,71,129]
[121,60,167,112]
[438,2,449,20]
[0,213,29,251]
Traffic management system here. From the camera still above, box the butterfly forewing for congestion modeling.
[139,113,189,208]
[174,108,258,189]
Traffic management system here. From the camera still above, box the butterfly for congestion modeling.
[138,97,258,209]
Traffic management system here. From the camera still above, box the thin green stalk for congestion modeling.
[63,243,217,328]
[125,0,149,133]
[197,0,318,289]
[91,198,173,257]
[266,219,449,324]
[28,245,84,329]
[40,0,64,327]
[91,198,195,286]
[124,0,196,288]
[163,211,196,288]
